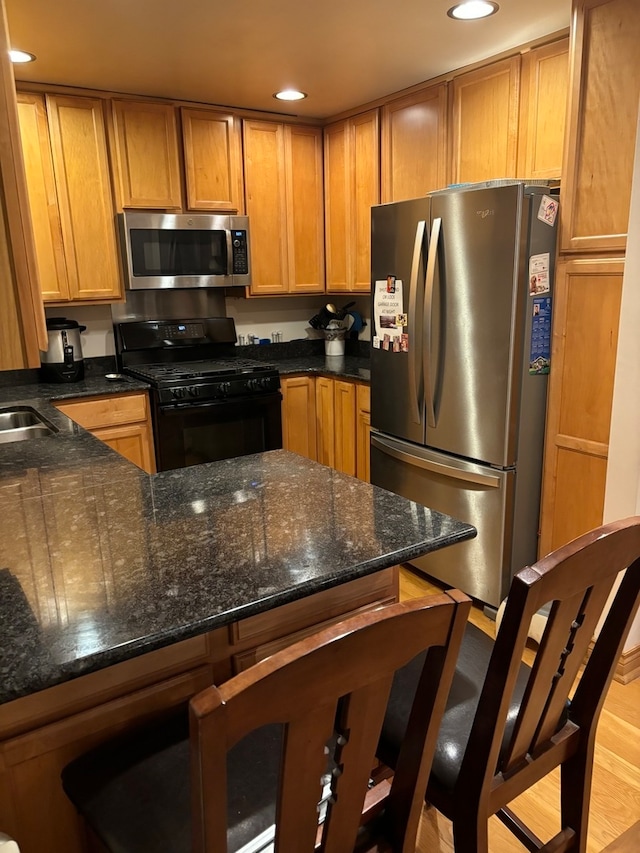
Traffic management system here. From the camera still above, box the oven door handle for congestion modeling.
[158,392,283,413]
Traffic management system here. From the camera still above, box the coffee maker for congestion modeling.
[40,317,86,382]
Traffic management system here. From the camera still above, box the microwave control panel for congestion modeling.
[231,230,249,275]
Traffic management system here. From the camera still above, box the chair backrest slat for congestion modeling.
[320,678,395,853]
[277,705,337,852]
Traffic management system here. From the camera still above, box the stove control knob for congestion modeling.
[220,382,231,396]
[187,385,200,398]
[171,387,186,400]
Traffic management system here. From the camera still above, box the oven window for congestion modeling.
[130,229,227,277]
[154,395,282,471]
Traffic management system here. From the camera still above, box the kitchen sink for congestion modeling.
[0,407,57,444]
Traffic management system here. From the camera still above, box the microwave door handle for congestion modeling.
[226,229,234,276]
[408,220,426,425]
[424,216,441,429]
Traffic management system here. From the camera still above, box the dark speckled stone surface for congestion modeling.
[0,382,474,705]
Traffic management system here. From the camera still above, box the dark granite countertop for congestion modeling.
[0,445,474,704]
[235,340,371,382]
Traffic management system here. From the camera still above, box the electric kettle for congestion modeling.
[40,317,86,382]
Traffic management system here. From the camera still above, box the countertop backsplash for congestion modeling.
[40,295,372,362]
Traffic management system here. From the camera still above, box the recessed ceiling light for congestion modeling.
[9,49,37,63]
[447,2,499,20]
[273,89,307,102]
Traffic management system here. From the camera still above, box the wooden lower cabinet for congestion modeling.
[539,257,624,554]
[356,384,371,483]
[281,375,370,480]
[280,374,317,460]
[54,391,156,473]
[333,379,357,475]
[0,569,398,853]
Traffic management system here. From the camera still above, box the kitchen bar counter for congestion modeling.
[0,422,474,702]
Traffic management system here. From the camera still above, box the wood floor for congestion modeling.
[399,566,640,853]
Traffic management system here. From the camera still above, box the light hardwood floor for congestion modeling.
[399,566,640,853]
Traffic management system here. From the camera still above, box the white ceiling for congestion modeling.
[7,0,571,119]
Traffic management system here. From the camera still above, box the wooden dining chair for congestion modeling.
[377,516,640,853]
[62,590,470,853]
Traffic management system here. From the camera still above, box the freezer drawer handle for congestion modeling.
[424,216,441,429]
[371,434,500,488]
[408,220,426,424]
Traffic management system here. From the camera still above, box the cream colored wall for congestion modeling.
[602,100,640,650]
[44,296,373,358]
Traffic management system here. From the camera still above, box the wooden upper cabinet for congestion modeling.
[110,100,182,209]
[517,39,569,180]
[244,120,324,295]
[0,12,47,368]
[451,56,520,183]
[181,107,243,212]
[324,109,379,293]
[381,85,448,202]
[560,0,640,254]
[16,92,69,301]
[243,120,288,294]
[46,94,122,300]
[285,125,325,293]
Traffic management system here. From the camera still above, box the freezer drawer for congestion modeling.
[371,431,516,607]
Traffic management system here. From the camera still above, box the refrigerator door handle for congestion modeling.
[408,220,426,424]
[424,216,441,429]
[371,433,501,488]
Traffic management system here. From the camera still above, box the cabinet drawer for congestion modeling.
[229,568,398,648]
[55,392,149,430]
[232,595,397,673]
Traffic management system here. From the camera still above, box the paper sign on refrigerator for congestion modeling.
[373,278,408,352]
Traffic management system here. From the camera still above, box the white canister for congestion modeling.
[325,338,345,356]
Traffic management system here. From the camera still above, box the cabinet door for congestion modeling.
[181,107,243,212]
[315,376,335,468]
[93,422,156,474]
[46,95,122,300]
[351,110,379,291]
[333,379,356,476]
[560,0,640,254]
[16,93,69,302]
[324,119,350,291]
[0,19,47,369]
[517,39,569,180]
[381,85,448,202]
[451,57,520,184]
[111,100,182,209]
[325,110,379,294]
[281,375,317,461]
[539,258,624,555]
[243,120,289,294]
[356,383,371,482]
[284,124,324,293]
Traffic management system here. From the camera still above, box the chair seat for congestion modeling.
[62,710,283,853]
[378,622,533,795]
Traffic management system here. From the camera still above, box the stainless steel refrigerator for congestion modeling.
[370,181,559,608]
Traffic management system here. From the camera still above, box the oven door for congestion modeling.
[153,392,283,471]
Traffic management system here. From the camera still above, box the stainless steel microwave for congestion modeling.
[117,212,251,290]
